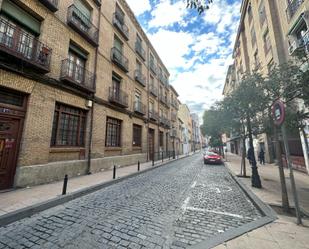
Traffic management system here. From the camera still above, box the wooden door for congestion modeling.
[0,116,20,190]
[148,129,154,161]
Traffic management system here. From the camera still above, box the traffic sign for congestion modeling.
[272,100,285,126]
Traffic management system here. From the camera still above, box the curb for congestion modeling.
[0,154,194,227]
[189,162,277,249]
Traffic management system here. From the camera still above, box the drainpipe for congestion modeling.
[87,3,101,174]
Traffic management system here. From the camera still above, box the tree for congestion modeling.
[186,0,213,14]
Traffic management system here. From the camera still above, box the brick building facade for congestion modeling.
[0,0,180,189]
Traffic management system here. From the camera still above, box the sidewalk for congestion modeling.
[214,152,309,249]
[0,152,194,217]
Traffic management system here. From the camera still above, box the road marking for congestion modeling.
[181,197,190,211]
[191,181,197,188]
[184,206,245,219]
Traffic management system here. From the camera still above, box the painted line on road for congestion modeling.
[181,197,191,212]
[183,206,246,219]
[191,181,197,188]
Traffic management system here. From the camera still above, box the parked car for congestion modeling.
[203,151,222,164]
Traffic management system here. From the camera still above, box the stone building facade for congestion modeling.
[223,0,309,173]
[0,0,180,189]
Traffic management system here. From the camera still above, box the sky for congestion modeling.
[126,0,242,121]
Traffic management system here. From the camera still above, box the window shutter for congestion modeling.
[1,0,40,35]
[74,0,91,20]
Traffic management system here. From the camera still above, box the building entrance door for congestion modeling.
[0,117,21,189]
[0,87,26,190]
[148,129,154,161]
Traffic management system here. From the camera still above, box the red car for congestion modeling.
[203,152,222,164]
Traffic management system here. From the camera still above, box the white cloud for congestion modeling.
[148,0,188,28]
[126,0,151,16]
[148,29,194,69]
[191,32,223,55]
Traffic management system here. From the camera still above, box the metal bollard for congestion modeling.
[138,161,140,171]
[152,157,154,166]
[113,165,116,179]
[62,174,68,195]
[161,151,164,162]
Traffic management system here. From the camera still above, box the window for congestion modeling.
[159,131,164,147]
[251,28,256,48]
[115,4,125,24]
[150,75,154,87]
[133,124,142,147]
[263,29,272,54]
[248,3,253,24]
[136,60,142,72]
[149,101,154,112]
[134,91,141,110]
[259,2,266,27]
[114,36,123,53]
[68,49,86,83]
[73,0,92,31]
[136,34,142,46]
[105,117,121,147]
[51,103,87,147]
[0,87,24,107]
[111,73,121,99]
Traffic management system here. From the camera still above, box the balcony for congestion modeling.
[170,129,177,138]
[286,0,304,21]
[67,5,99,47]
[149,85,158,97]
[113,13,129,41]
[60,59,96,93]
[135,42,146,61]
[0,18,52,73]
[149,60,157,75]
[159,95,170,107]
[111,47,129,72]
[134,101,146,115]
[171,112,177,121]
[149,110,158,121]
[288,30,309,55]
[109,87,128,108]
[38,0,58,12]
[135,70,146,87]
[171,99,179,109]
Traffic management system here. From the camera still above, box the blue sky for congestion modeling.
[126,0,241,120]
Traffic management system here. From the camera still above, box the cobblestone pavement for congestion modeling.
[0,154,263,249]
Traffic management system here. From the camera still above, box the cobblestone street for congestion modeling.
[0,154,263,249]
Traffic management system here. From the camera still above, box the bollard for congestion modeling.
[161,151,164,162]
[62,174,68,195]
[113,165,116,179]
[138,161,140,171]
[152,157,154,166]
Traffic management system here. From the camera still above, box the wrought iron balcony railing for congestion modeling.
[135,42,146,61]
[134,101,146,115]
[135,69,146,87]
[113,12,129,40]
[170,129,177,138]
[0,17,52,73]
[159,95,170,107]
[109,87,128,108]
[288,30,309,55]
[171,99,179,109]
[67,5,99,46]
[38,0,58,12]
[286,0,304,21]
[111,47,129,72]
[149,85,158,97]
[149,110,158,121]
[149,60,157,75]
[60,59,96,93]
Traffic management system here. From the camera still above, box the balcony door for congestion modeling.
[134,91,141,110]
[68,51,85,84]
[112,75,121,100]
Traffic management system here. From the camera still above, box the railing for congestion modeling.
[159,95,170,107]
[135,69,146,87]
[38,0,58,12]
[134,101,146,115]
[60,59,96,92]
[286,0,304,21]
[149,110,158,121]
[67,5,99,46]
[170,129,177,137]
[113,13,129,40]
[135,42,146,61]
[159,116,171,127]
[149,85,158,96]
[0,17,52,72]
[149,60,157,75]
[288,30,309,55]
[111,47,129,72]
[171,99,179,109]
[109,87,128,107]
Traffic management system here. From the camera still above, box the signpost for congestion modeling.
[272,100,302,225]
